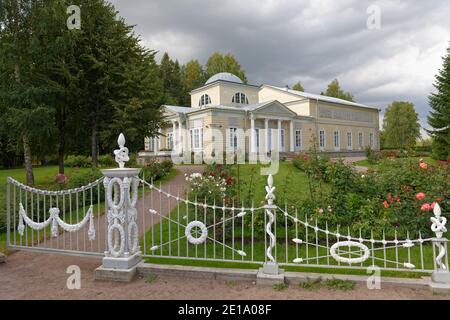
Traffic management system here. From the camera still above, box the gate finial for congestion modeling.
[114,133,129,168]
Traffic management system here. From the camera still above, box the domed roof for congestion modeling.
[205,72,243,85]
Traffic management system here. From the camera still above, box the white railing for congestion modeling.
[5,133,449,283]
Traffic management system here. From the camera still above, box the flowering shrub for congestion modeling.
[139,159,173,181]
[295,156,448,239]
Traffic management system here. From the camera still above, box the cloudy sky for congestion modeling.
[110,0,450,136]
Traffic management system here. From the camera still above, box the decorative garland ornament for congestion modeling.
[185,221,208,245]
[17,203,95,240]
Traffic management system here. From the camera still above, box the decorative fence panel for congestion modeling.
[5,133,449,282]
[6,177,106,257]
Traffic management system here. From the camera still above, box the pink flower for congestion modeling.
[318,208,324,214]
[420,203,431,212]
[55,173,69,184]
[431,202,437,209]
[419,162,427,170]
[383,201,390,209]
[416,192,425,201]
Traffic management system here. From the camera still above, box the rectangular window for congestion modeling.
[319,129,325,149]
[150,138,155,152]
[358,132,363,149]
[295,129,302,148]
[229,127,238,150]
[369,132,374,148]
[255,128,260,150]
[189,127,203,151]
[333,130,340,149]
[280,129,285,150]
[268,128,272,151]
[167,133,173,150]
[347,132,352,150]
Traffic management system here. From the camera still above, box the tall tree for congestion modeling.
[292,81,305,92]
[322,79,354,102]
[70,0,164,165]
[0,0,57,184]
[205,52,247,83]
[427,42,450,160]
[180,59,205,106]
[159,52,184,105]
[382,101,421,149]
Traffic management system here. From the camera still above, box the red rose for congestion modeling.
[383,200,390,208]
[416,192,425,201]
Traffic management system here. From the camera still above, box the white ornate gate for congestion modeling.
[5,133,450,283]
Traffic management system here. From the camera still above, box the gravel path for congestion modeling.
[0,251,448,300]
[339,156,368,173]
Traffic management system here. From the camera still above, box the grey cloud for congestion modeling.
[110,0,450,134]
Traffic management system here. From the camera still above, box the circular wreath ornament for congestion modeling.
[108,223,125,257]
[127,220,139,253]
[330,241,370,264]
[185,221,208,245]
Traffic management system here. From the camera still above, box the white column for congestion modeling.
[250,114,256,153]
[178,120,183,154]
[172,121,177,152]
[157,128,162,151]
[289,120,294,152]
[277,119,282,152]
[264,118,269,153]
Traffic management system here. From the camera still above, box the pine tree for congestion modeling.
[427,43,450,160]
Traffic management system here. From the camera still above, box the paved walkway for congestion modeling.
[339,156,368,173]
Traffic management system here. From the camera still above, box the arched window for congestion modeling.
[198,94,211,107]
[232,92,249,104]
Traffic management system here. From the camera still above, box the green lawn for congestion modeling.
[230,161,316,206]
[140,161,435,278]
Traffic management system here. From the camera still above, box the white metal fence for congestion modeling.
[5,134,449,278]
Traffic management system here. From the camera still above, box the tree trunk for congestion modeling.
[91,122,98,167]
[58,140,65,174]
[23,135,34,186]
[58,106,65,174]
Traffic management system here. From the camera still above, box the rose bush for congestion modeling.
[294,154,448,239]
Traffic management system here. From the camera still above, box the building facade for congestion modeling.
[139,72,380,162]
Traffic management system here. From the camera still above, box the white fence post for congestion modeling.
[430,203,450,284]
[100,133,142,271]
[262,174,279,275]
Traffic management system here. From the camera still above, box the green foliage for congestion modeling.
[299,277,323,290]
[324,278,356,291]
[97,154,115,167]
[180,59,205,106]
[205,52,247,83]
[65,155,92,168]
[292,81,305,92]
[365,146,380,164]
[428,42,450,161]
[383,101,421,150]
[322,79,354,102]
[138,159,174,181]
[273,283,288,291]
[294,154,448,239]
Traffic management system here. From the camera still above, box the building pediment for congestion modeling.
[250,101,297,118]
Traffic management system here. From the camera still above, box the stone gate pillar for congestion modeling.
[95,133,142,282]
